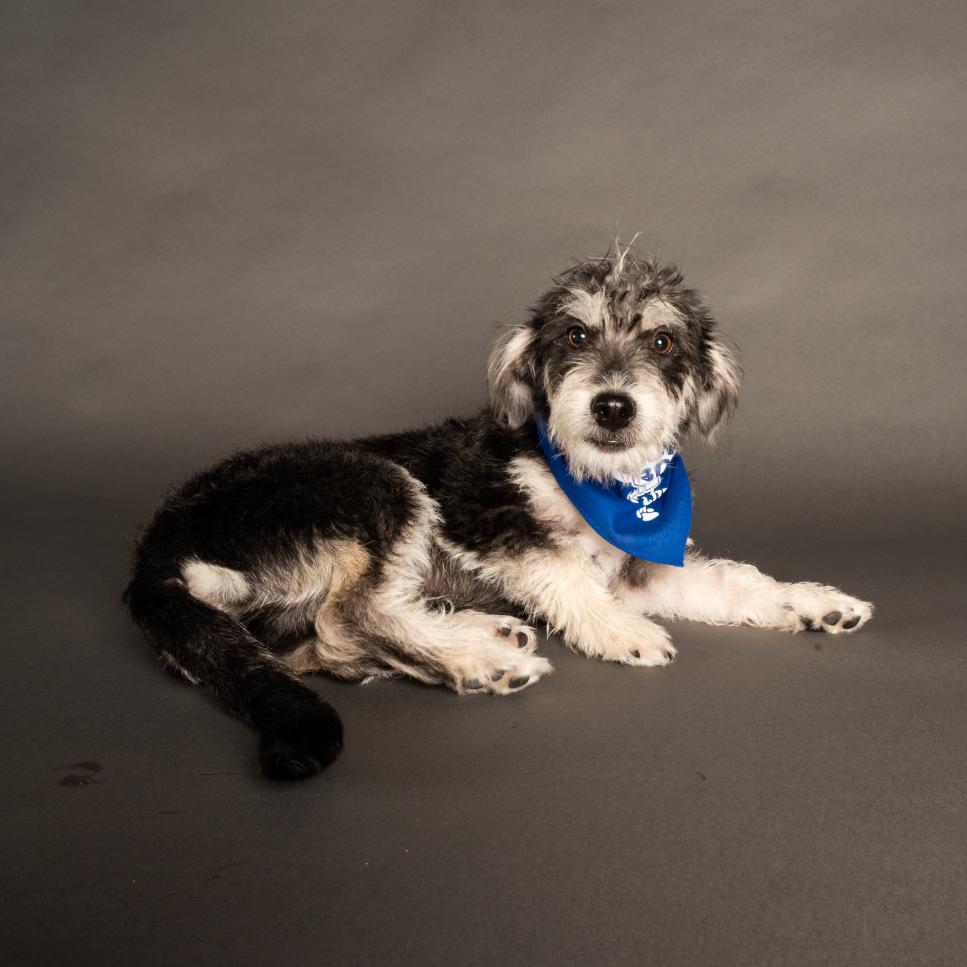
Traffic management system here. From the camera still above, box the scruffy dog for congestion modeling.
[125,246,873,779]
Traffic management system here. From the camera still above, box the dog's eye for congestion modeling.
[565,325,588,350]
[652,331,674,355]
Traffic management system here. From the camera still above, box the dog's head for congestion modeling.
[488,245,741,481]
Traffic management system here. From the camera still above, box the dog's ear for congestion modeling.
[695,332,742,439]
[488,324,537,429]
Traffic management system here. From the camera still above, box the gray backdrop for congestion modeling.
[3,2,967,965]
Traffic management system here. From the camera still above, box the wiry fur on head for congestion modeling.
[489,242,741,481]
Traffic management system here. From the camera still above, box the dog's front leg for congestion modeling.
[495,547,676,666]
[618,553,874,634]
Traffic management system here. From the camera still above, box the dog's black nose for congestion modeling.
[591,392,635,431]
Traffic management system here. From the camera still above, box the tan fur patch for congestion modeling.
[309,540,373,670]
[182,560,250,608]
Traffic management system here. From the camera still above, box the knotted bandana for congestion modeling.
[534,414,692,566]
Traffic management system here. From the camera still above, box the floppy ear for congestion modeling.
[488,324,537,428]
[695,333,742,439]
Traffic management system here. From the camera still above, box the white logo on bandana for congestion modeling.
[616,453,673,522]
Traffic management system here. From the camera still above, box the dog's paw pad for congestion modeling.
[488,617,537,651]
[456,650,551,695]
[783,584,874,636]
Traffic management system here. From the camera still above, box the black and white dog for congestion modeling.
[126,246,873,779]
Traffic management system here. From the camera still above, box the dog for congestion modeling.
[125,244,874,780]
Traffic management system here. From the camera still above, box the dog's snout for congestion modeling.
[591,392,635,431]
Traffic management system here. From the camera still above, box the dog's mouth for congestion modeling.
[586,435,633,451]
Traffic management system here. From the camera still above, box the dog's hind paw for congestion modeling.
[493,617,539,651]
[448,611,539,652]
[456,648,552,696]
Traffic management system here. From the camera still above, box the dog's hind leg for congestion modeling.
[336,487,553,695]
[618,552,874,634]
[343,600,552,694]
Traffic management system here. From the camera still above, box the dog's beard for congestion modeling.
[545,369,690,483]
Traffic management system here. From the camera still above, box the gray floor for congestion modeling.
[4,0,967,963]
[5,492,966,966]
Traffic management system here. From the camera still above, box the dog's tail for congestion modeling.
[124,564,343,780]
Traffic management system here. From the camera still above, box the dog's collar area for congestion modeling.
[533,412,692,566]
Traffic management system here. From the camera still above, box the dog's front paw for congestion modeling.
[622,640,677,667]
[780,583,874,635]
[597,618,676,667]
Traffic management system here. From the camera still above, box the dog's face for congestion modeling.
[489,248,741,481]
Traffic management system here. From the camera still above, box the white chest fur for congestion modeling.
[509,456,628,586]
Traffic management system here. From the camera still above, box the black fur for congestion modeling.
[125,414,553,778]
[124,576,344,779]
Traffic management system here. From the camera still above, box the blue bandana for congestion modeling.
[534,414,692,566]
